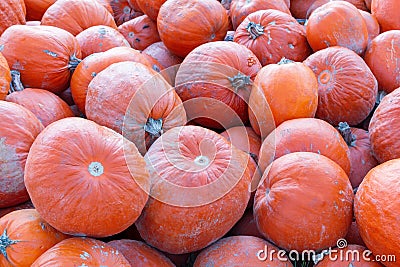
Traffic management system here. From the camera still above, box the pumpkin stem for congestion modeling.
[194,155,210,166]
[338,122,356,147]
[0,229,19,261]
[249,152,258,163]
[296,19,307,25]
[144,118,163,138]
[246,22,264,40]
[9,70,24,93]
[228,72,251,91]
[68,54,82,72]
[277,57,294,65]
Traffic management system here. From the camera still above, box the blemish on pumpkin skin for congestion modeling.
[0,137,24,194]
[43,50,58,57]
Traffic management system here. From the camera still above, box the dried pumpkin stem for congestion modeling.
[228,72,251,91]
[0,229,19,261]
[296,19,307,25]
[68,54,82,72]
[277,57,294,65]
[246,22,264,40]
[338,122,356,147]
[9,70,24,93]
[144,118,163,138]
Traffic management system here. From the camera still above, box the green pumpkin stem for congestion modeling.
[228,72,251,92]
[9,70,24,93]
[68,54,82,72]
[144,118,163,138]
[277,57,294,65]
[0,229,19,261]
[246,22,264,40]
[338,122,356,147]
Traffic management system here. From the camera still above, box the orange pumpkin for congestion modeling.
[25,20,41,26]
[0,101,43,208]
[86,61,187,154]
[135,0,167,21]
[194,236,292,267]
[369,87,400,163]
[227,210,263,239]
[0,209,68,266]
[135,125,252,254]
[0,25,82,94]
[290,0,316,19]
[118,15,160,51]
[76,25,130,58]
[109,0,143,26]
[0,0,26,36]
[359,9,380,45]
[41,0,117,36]
[364,30,400,93]
[32,237,131,266]
[258,118,351,176]
[304,46,378,126]
[233,9,311,66]
[142,41,183,69]
[95,0,114,14]
[354,159,400,267]
[306,0,369,18]
[365,0,371,10]
[0,201,34,218]
[306,1,368,55]
[157,0,229,57]
[0,53,11,100]
[314,245,383,266]
[229,0,290,30]
[70,47,153,114]
[175,41,261,129]
[24,117,150,237]
[254,152,353,252]
[248,60,318,139]
[108,240,175,266]
[24,0,55,21]
[345,221,366,247]
[371,0,400,32]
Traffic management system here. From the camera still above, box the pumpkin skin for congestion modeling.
[86,61,187,155]
[175,41,261,129]
[95,0,114,14]
[365,0,371,10]
[0,101,43,208]
[227,210,263,239]
[0,53,11,100]
[364,30,400,93]
[118,15,160,51]
[157,0,230,58]
[345,221,366,247]
[142,42,183,69]
[229,0,291,30]
[254,152,354,252]
[337,123,378,188]
[306,0,369,18]
[135,125,252,254]
[76,25,130,59]
[359,10,380,45]
[70,47,153,114]
[0,209,68,267]
[24,0,55,21]
[0,0,26,36]
[135,0,167,21]
[290,0,316,19]
[110,0,143,26]
[234,9,311,66]
[304,46,378,126]
[354,159,400,267]
[306,1,368,55]
[0,25,82,94]
[6,88,74,127]
[24,117,150,237]
[32,237,131,266]
[371,0,400,32]
[41,0,117,36]
[0,201,34,218]
[258,118,351,176]
[248,60,318,139]
[108,240,175,267]
[369,87,400,163]
[193,236,292,267]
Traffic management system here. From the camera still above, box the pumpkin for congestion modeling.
[306,1,368,55]
[371,0,400,32]
[354,159,400,267]
[157,0,229,58]
[290,0,317,19]
[306,0,369,18]
[337,122,378,188]
[224,30,235,41]
[57,87,75,106]
[369,87,400,163]
[0,0,26,36]
[0,209,68,266]
[142,41,183,69]
[32,237,131,266]
[359,9,380,45]
[365,0,371,10]
[135,125,252,254]
[26,20,41,26]
[95,0,114,14]
[227,210,263,239]
[364,30,400,93]
[24,117,150,237]
[24,0,55,21]
[194,236,292,267]
[135,0,167,21]
[303,46,378,126]
[0,25,81,94]
[109,0,143,26]
[233,9,311,66]
[248,59,318,139]
[108,240,175,266]
[0,201,34,218]
[345,221,366,247]
[0,101,43,208]
[86,61,187,154]
[41,0,117,36]
[0,53,11,100]
[70,47,153,114]
[118,15,160,51]
[76,25,130,59]
[314,245,384,266]
[254,152,354,252]
[229,0,290,30]
[175,41,261,129]
[345,0,369,10]
[258,118,351,176]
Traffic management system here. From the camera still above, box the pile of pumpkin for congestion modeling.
[0,0,399,266]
